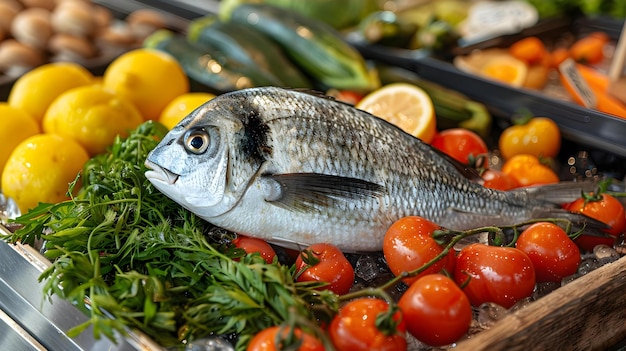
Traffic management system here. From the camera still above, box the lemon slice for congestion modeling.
[356,82,437,143]
[479,55,528,87]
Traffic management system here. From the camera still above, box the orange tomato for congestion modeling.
[247,326,324,351]
[498,117,561,160]
[501,154,559,187]
[509,36,549,66]
[569,32,609,65]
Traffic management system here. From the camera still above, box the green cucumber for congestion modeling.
[187,15,312,89]
[225,3,379,91]
[144,30,283,93]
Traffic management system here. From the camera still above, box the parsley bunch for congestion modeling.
[5,121,338,350]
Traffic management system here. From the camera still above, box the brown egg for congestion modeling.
[0,1,21,33]
[19,0,55,10]
[49,33,97,60]
[10,8,53,50]
[50,0,95,37]
[0,39,45,75]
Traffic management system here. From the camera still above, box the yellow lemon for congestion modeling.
[159,92,216,129]
[43,84,144,156]
[479,55,528,87]
[103,48,189,121]
[8,62,94,124]
[0,103,41,172]
[2,134,90,214]
[356,83,437,143]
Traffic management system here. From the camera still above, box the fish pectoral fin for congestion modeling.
[262,173,385,212]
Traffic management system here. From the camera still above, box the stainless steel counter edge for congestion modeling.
[0,227,165,351]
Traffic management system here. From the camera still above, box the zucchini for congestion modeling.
[144,30,283,93]
[187,15,312,89]
[225,3,379,91]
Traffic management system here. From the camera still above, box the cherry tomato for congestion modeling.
[329,297,407,351]
[383,216,456,285]
[480,168,519,191]
[498,117,561,160]
[454,244,535,308]
[564,193,626,251]
[232,235,277,264]
[501,154,559,187]
[515,222,581,282]
[398,274,472,346]
[295,243,355,295]
[431,128,489,165]
[247,325,324,351]
[332,90,364,105]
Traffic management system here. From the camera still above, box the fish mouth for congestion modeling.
[144,160,179,185]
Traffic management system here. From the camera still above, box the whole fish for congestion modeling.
[145,87,598,252]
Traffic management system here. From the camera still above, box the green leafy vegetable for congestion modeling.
[4,121,338,350]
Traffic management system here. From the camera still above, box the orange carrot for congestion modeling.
[560,72,626,119]
[575,64,609,91]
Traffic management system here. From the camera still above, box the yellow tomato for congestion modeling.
[498,117,561,160]
[501,154,559,187]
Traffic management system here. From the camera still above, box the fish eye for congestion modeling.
[184,129,210,154]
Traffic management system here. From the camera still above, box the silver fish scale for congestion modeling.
[246,88,534,230]
[147,87,582,251]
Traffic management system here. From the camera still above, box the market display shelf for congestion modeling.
[349,16,626,158]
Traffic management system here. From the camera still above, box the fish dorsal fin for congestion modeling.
[430,146,483,181]
[261,173,385,212]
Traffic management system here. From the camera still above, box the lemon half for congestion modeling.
[356,82,437,143]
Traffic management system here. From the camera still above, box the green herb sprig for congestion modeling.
[5,121,338,351]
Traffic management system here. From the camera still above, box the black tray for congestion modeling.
[350,16,626,158]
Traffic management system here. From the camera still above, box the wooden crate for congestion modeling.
[456,255,626,350]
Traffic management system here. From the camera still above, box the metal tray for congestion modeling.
[0,225,163,351]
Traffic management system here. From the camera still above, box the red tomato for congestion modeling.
[431,128,489,165]
[516,222,581,282]
[329,297,407,351]
[480,168,519,190]
[501,154,559,187]
[333,90,364,105]
[398,274,472,346]
[454,244,535,308]
[247,325,324,351]
[295,243,355,295]
[564,193,626,251]
[383,216,456,285]
[232,236,276,264]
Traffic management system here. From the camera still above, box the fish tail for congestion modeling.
[518,181,598,205]
[510,181,611,237]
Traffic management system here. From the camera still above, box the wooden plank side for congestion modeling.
[456,255,626,350]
